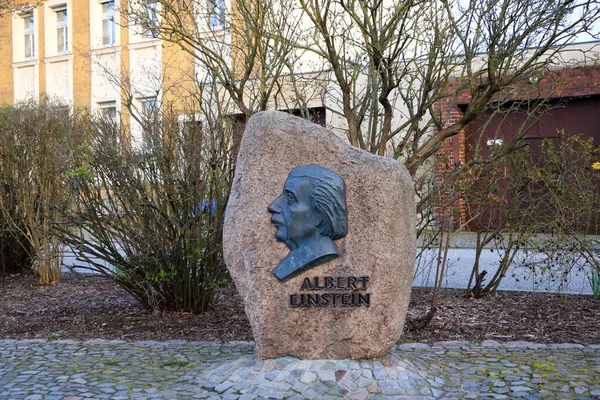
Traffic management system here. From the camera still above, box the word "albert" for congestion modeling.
[299,276,369,291]
[290,276,371,308]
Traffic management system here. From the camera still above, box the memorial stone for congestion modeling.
[224,111,416,360]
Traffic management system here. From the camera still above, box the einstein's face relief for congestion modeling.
[269,165,347,281]
[268,176,321,250]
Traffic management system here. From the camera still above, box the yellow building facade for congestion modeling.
[0,0,196,144]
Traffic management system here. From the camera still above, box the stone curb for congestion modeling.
[395,340,598,350]
[0,339,255,347]
[0,338,596,349]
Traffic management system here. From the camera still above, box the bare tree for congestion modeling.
[124,0,599,178]
[86,0,600,318]
[125,0,320,118]
[287,0,599,174]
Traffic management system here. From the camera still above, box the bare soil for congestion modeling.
[1,272,598,344]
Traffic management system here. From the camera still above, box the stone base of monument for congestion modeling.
[199,349,447,398]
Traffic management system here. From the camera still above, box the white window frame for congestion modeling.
[140,97,158,151]
[55,7,69,54]
[141,97,157,115]
[23,13,35,59]
[208,0,225,28]
[101,0,116,46]
[144,0,159,38]
[98,100,118,122]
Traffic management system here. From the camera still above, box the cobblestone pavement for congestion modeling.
[0,339,598,399]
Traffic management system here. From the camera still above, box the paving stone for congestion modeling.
[396,342,431,350]
[550,343,585,349]
[372,369,387,380]
[356,377,372,388]
[434,341,470,349]
[317,370,336,383]
[511,385,533,392]
[379,380,403,395]
[283,395,303,400]
[299,371,317,384]
[300,388,318,399]
[312,381,330,395]
[213,380,234,393]
[346,388,370,400]
[290,381,308,393]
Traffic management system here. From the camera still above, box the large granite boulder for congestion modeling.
[224,111,416,360]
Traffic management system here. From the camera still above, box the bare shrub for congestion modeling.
[519,134,600,287]
[444,133,600,298]
[0,101,81,283]
[59,103,234,313]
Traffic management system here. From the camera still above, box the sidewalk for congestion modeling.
[62,232,599,295]
[0,340,598,399]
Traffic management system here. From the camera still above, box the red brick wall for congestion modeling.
[433,64,600,229]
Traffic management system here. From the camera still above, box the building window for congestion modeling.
[23,13,35,58]
[141,97,157,115]
[208,0,225,28]
[56,7,68,54]
[101,0,116,46]
[98,100,117,122]
[144,0,159,38]
[140,98,158,151]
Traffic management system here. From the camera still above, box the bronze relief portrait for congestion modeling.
[268,165,347,281]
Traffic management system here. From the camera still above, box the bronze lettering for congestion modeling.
[307,293,320,306]
[348,276,358,290]
[313,276,325,289]
[290,294,300,307]
[290,276,371,308]
[325,276,335,289]
[358,293,370,307]
[331,293,341,306]
[358,276,369,290]
[300,277,312,291]
[341,293,352,306]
